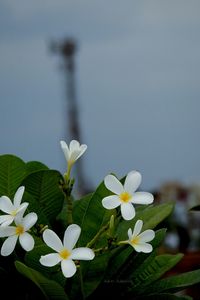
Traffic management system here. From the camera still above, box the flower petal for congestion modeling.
[104,174,124,195]
[63,224,81,251]
[71,247,95,260]
[133,243,153,253]
[0,215,14,227]
[102,195,121,209]
[13,186,25,207]
[17,202,29,214]
[128,228,133,240]
[124,171,142,194]
[0,226,15,237]
[70,149,82,162]
[132,220,143,238]
[19,232,34,251]
[40,253,61,266]
[132,192,154,205]
[121,203,135,220]
[22,212,38,230]
[70,144,87,162]
[43,229,63,252]
[1,235,18,256]
[14,203,29,222]
[60,140,70,162]
[61,259,76,278]
[69,140,80,152]
[76,144,87,160]
[139,230,155,243]
[0,196,13,213]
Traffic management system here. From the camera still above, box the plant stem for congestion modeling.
[64,163,72,183]
[65,193,73,225]
[86,223,109,248]
[94,246,108,254]
[61,177,74,225]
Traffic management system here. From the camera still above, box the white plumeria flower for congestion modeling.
[60,139,87,168]
[102,170,154,220]
[121,220,155,253]
[0,212,38,256]
[0,186,29,227]
[40,224,95,278]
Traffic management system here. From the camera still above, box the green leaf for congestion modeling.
[22,170,64,223]
[107,228,167,280]
[26,161,49,175]
[25,241,66,287]
[15,261,69,300]
[70,252,110,299]
[72,193,93,225]
[82,252,110,298]
[0,154,26,197]
[73,182,114,246]
[144,269,200,294]
[189,204,200,211]
[130,253,183,294]
[23,191,50,226]
[116,202,174,241]
[105,245,134,279]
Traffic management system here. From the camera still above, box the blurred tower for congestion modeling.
[50,38,90,196]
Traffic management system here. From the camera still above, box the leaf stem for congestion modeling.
[61,178,74,225]
[86,223,109,248]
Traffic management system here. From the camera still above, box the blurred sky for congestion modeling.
[0,0,200,192]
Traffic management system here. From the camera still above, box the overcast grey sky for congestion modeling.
[0,0,200,192]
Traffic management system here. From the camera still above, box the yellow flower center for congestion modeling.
[130,236,140,246]
[11,209,18,216]
[59,248,71,260]
[15,225,24,235]
[119,192,132,203]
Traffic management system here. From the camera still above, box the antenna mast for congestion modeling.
[50,38,89,196]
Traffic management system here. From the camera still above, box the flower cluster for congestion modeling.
[0,139,155,278]
[102,170,155,252]
[0,186,37,256]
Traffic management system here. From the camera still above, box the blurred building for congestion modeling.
[154,181,200,253]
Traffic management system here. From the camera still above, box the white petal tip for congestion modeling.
[60,140,66,147]
[18,186,25,192]
[89,250,95,260]
[123,215,135,221]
